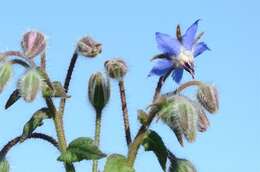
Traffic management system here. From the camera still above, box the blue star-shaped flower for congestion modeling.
[149,20,210,83]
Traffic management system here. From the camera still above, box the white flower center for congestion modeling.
[178,47,194,65]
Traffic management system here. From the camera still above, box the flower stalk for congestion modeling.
[92,110,102,172]
[118,79,132,146]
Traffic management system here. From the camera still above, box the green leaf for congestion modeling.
[58,137,106,163]
[142,130,168,172]
[20,107,52,142]
[5,89,21,109]
[104,154,135,172]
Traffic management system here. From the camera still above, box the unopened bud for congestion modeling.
[77,36,102,58]
[18,69,43,102]
[104,59,127,80]
[173,159,197,172]
[0,158,10,172]
[158,95,199,145]
[137,110,149,125]
[21,31,46,59]
[88,72,110,112]
[0,63,12,93]
[197,84,219,113]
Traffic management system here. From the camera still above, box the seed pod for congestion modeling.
[0,63,12,93]
[77,36,102,58]
[88,72,110,112]
[18,69,43,102]
[158,95,199,145]
[170,159,197,172]
[0,159,10,172]
[104,59,127,80]
[197,84,219,113]
[21,31,46,59]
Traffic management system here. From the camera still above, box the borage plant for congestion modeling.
[0,20,219,172]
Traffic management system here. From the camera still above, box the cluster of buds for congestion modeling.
[151,82,219,146]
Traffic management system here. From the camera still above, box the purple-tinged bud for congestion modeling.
[18,69,43,102]
[0,62,12,93]
[88,72,110,112]
[0,158,10,172]
[77,36,102,58]
[21,31,46,59]
[197,84,219,113]
[104,59,127,80]
[171,159,197,172]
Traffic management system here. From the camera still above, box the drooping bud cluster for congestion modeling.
[153,95,199,146]
[0,63,12,93]
[88,72,110,112]
[77,36,102,58]
[104,59,127,80]
[197,84,219,113]
[21,31,46,59]
[171,159,197,172]
[18,69,43,102]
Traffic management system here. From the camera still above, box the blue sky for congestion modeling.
[0,0,259,172]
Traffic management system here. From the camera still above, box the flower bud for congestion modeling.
[197,84,219,113]
[156,95,199,145]
[172,159,197,172]
[88,72,110,112]
[21,31,46,59]
[18,69,43,102]
[104,59,127,80]
[0,63,12,93]
[77,36,102,58]
[0,158,10,172]
[137,109,149,125]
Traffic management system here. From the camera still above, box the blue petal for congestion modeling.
[156,32,181,56]
[148,59,173,77]
[171,68,183,83]
[182,19,200,50]
[193,42,210,57]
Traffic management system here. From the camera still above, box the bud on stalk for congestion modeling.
[21,31,46,59]
[104,58,127,81]
[197,84,219,113]
[88,72,110,112]
[18,69,43,102]
[77,36,102,58]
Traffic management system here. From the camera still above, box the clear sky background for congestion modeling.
[0,0,259,172]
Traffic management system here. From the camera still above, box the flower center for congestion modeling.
[178,48,194,65]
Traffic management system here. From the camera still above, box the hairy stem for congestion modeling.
[1,51,36,67]
[163,80,203,96]
[92,110,102,172]
[127,72,171,167]
[0,132,58,159]
[40,51,46,71]
[118,80,132,146]
[45,97,75,172]
[59,51,78,116]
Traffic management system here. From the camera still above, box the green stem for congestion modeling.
[127,72,171,167]
[45,97,75,172]
[92,110,102,172]
[118,80,132,146]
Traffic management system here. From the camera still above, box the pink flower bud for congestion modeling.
[21,31,46,59]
